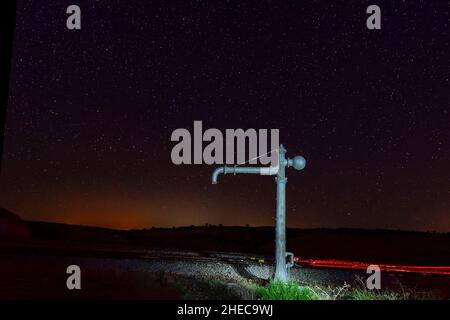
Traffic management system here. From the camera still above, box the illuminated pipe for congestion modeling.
[211,165,279,184]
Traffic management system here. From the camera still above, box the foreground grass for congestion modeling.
[256,279,320,300]
[255,278,431,300]
[161,272,437,300]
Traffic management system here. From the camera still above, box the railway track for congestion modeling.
[0,244,269,265]
[1,244,450,276]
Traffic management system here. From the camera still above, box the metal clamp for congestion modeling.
[286,252,295,269]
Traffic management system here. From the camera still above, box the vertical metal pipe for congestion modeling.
[274,144,288,282]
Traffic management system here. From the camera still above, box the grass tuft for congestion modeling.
[256,279,319,300]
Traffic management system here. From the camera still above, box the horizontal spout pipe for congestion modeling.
[211,165,278,184]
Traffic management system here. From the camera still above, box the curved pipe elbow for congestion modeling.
[211,166,225,184]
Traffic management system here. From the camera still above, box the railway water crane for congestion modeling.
[211,144,306,282]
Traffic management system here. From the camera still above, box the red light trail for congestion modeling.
[295,257,450,275]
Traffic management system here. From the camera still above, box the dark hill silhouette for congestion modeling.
[0,208,32,239]
[1,208,449,266]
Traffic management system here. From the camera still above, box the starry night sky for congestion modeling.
[1,1,449,231]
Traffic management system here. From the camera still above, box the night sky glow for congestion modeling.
[1,1,449,231]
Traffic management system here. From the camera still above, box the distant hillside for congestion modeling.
[0,208,32,239]
[1,208,449,266]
